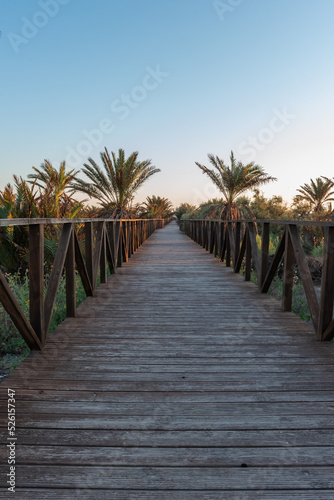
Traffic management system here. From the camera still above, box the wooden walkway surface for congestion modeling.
[2,221,334,498]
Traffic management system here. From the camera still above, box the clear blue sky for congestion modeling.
[1,0,334,208]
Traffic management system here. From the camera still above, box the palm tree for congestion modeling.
[195,151,276,219]
[71,148,160,218]
[0,164,84,274]
[294,177,334,214]
[140,195,173,219]
[28,160,81,218]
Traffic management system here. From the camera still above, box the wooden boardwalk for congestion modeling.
[2,221,334,498]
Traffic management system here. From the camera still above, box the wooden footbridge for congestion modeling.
[1,218,334,498]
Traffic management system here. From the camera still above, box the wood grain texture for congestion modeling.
[1,221,334,497]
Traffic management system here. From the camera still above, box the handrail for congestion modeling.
[0,217,168,227]
[183,218,334,341]
[0,217,171,350]
[187,218,334,227]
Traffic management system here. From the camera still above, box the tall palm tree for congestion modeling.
[71,148,160,218]
[140,195,173,219]
[195,151,276,219]
[294,177,334,214]
[28,160,81,218]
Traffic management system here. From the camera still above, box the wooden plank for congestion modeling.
[6,428,334,447]
[6,400,334,416]
[4,465,334,490]
[6,489,334,500]
[29,223,45,343]
[5,388,334,402]
[5,412,334,430]
[3,445,334,466]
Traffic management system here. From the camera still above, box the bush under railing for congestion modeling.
[183,219,334,341]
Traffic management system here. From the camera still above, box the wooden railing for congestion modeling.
[184,219,334,341]
[0,217,170,350]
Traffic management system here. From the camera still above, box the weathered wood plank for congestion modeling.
[6,489,334,500]
[3,465,334,490]
[2,445,334,466]
[5,428,334,447]
[5,400,334,416]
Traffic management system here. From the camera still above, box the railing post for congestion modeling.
[205,221,209,251]
[220,223,226,261]
[85,222,94,287]
[282,225,294,311]
[122,220,128,263]
[209,221,215,254]
[29,223,45,344]
[318,226,334,340]
[260,222,270,289]
[100,224,107,283]
[226,227,231,267]
[217,222,222,258]
[234,221,241,269]
[245,227,251,280]
[65,224,76,317]
[213,222,218,257]
[135,221,139,251]
[117,221,122,268]
[129,221,134,256]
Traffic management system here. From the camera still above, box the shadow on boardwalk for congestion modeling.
[1,221,334,498]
